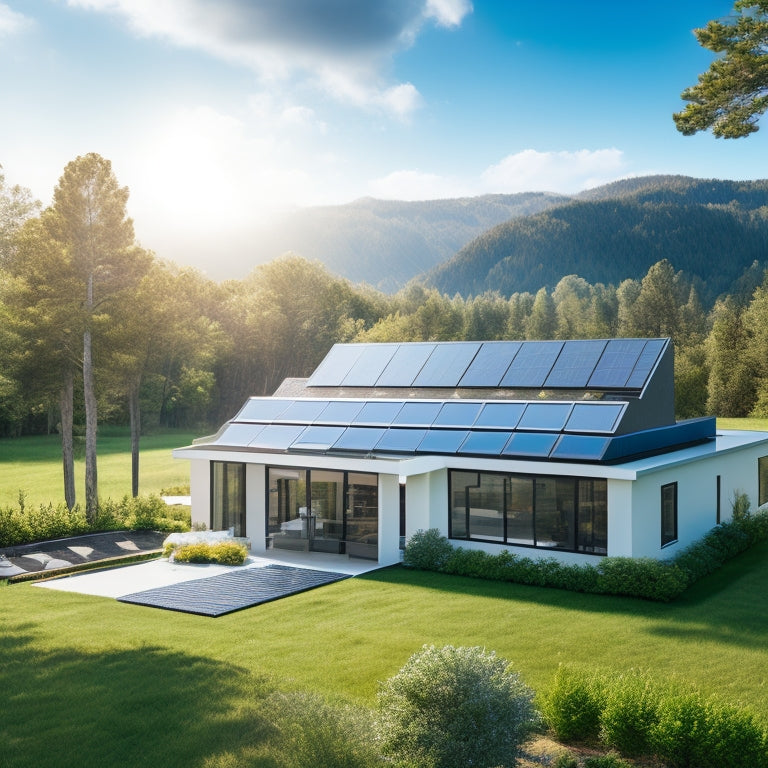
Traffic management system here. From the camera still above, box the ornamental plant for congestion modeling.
[376,644,539,768]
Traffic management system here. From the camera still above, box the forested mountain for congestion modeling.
[255,192,569,290]
[426,177,768,303]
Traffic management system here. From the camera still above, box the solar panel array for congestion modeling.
[211,397,630,462]
[307,338,668,392]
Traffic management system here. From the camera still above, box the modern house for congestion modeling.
[173,338,768,567]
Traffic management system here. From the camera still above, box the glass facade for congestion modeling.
[267,467,378,559]
[449,469,607,555]
[211,462,246,536]
[661,482,678,547]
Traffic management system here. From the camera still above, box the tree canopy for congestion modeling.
[674,0,768,137]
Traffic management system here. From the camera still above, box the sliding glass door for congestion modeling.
[211,462,246,536]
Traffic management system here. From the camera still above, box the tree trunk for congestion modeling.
[83,322,98,521]
[129,378,141,497]
[60,370,76,511]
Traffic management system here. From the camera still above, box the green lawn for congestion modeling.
[718,417,768,431]
[3,538,768,768]
[0,428,196,507]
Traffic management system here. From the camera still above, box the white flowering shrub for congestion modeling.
[376,644,539,768]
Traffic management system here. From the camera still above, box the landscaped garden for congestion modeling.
[2,424,768,766]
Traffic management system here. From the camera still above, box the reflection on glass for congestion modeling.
[450,471,478,538]
[346,472,378,559]
[506,476,534,545]
[211,462,246,536]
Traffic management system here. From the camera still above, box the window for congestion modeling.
[448,470,607,555]
[211,462,246,536]
[661,482,678,547]
[759,457,768,507]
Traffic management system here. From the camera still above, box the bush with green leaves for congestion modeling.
[376,644,539,768]
[401,528,454,570]
[582,753,631,768]
[540,664,606,744]
[170,541,247,565]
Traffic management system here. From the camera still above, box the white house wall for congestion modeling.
[246,463,266,553]
[188,458,210,531]
[378,473,402,566]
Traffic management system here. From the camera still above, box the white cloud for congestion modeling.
[65,0,467,119]
[480,148,628,194]
[0,3,31,35]
[368,169,468,200]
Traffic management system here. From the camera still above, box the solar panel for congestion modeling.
[412,342,481,387]
[375,428,428,453]
[290,425,346,451]
[307,345,365,386]
[352,401,405,426]
[433,401,483,427]
[416,429,470,454]
[564,402,625,433]
[392,401,444,427]
[459,431,513,455]
[474,402,525,429]
[587,338,646,388]
[458,341,522,387]
[517,402,573,431]
[248,424,307,450]
[375,344,436,387]
[315,400,365,424]
[625,339,666,389]
[214,423,265,446]
[550,434,610,461]
[544,340,607,388]
[502,432,559,457]
[501,341,564,388]
[277,400,329,423]
[235,398,293,422]
[332,427,387,452]
[341,344,399,386]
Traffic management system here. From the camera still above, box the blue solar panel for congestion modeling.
[341,344,399,386]
[433,401,483,427]
[215,423,265,446]
[517,402,573,431]
[290,426,346,451]
[413,343,481,387]
[417,429,470,454]
[277,400,329,423]
[392,401,443,427]
[332,427,387,452]
[544,340,607,388]
[249,424,307,450]
[458,341,522,387]
[550,434,610,461]
[307,345,365,386]
[564,402,625,433]
[376,344,436,387]
[315,400,365,424]
[502,432,559,457]
[625,339,666,389]
[235,398,293,422]
[587,338,646,388]
[375,428,428,453]
[474,402,525,429]
[501,341,564,388]
[459,431,513,455]
[353,401,405,425]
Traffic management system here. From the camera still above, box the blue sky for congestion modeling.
[1,0,764,274]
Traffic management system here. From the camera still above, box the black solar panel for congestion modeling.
[413,342,481,387]
[587,338,646,388]
[501,341,564,388]
[544,340,607,388]
[626,339,666,389]
[503,432,559,457]
[458,341,522,387]
[550,434,610,461]
[564,402,625,433]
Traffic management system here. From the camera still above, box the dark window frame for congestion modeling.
[661,481,678,548]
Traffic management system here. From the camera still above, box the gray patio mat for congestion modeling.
[117,564,350,616]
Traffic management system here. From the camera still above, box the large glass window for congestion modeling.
[759,457,768,507]
[211,462,246,536]
[448,470,607,555]
[661,482,678,547]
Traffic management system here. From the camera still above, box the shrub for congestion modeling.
[376,644,538,768]
[599,670,663,757]
[402,528,453,570]
[540,665,605,744]
[170,541,247,565]
[583,753,632,768]
[596,557,688,602]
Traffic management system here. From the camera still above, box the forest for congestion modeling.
[2,156,768,511]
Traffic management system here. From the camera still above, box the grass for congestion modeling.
[718,417,768,431]
[0,428,196,507]
[3,538,768,768]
